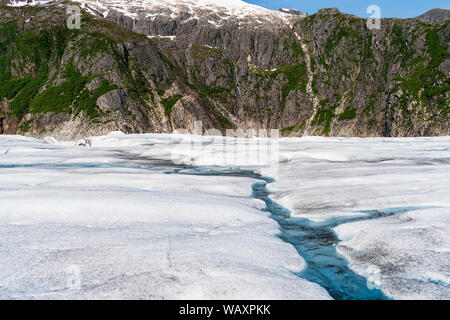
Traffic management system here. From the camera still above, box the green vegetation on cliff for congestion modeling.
[0,4,448,138]
[30,63,86,114]
[162,94,183,116]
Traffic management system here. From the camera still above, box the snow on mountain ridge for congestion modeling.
[8,0,55,6]
[8,0,296,24]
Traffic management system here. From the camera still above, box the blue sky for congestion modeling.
[245,0,449,18]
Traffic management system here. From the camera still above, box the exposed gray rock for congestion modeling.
[416,9,450,23]
[0,1,448,139]
[96,89,129,112]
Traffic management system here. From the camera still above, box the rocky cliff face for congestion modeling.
[0,0,449,139]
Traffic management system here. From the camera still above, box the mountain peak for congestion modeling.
[7,0,296,27]
[1,0,448,138]
[277,8,306,16]
[7,0,285,18]
[415,8,450,22]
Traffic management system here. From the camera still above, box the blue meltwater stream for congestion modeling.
[167,166,435,300]
[1,161,429,299]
